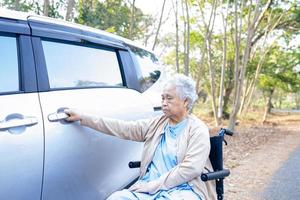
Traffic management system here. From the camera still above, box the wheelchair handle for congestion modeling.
[128,161,141,168]
[201,169,230,182]
[219,128,234,137]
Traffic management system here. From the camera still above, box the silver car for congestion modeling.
[0,9,164,200]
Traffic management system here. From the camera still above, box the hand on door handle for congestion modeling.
[48,107,71,123]
[48,112,70,122]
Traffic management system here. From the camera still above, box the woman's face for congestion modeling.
[161,84,188,123]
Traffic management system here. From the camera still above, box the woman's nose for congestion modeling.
[162,99,168,106]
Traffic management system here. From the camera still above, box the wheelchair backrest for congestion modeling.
[209,135,224,171]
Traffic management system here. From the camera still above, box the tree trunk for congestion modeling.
[240,12,285,115]
[228,0,243,131]
[129,0,136,39]
[152,0,167,51]
[14,0,20,10]
[241,45,270,114]
[279,91,283,109]
[217,0,230,124]
[206,38,219,126]
[229,0,262,131]
[295,93,300,109]
[195,0,209,95]
[223,59,235,116]
[181,0,187,74]
[43,0,50,16]
[184,0,190,76]
[195,48,206,94]
[175,0,179,73]
[262,89,274,123]
[197,0,219,126]
[65,0,76,21]
[171,0,180,72]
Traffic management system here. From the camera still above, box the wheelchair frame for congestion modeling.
[128,128,233,200]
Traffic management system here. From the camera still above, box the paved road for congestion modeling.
[263,145,300,200]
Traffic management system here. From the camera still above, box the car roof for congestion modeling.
[0,8,155,54]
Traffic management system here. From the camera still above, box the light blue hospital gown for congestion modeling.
[107,119,204,200]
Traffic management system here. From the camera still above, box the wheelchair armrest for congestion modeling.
[128,161,141,168]
[201,169,230,181]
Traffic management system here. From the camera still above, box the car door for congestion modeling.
[31,36,156,199]
[0,21,44,199]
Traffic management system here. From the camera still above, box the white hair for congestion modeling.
[164,74,198,110]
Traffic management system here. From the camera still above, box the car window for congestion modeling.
[0,35,19,93]
[129,46,161,92]
[42,40,123,89]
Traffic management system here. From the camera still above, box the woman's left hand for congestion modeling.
[129,180,159,194]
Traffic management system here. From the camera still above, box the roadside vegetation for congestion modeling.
[1,0,299,131]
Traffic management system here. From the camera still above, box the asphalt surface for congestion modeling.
[263,145,300,200]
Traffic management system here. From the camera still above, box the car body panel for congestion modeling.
[0,93,44,200]
[39,88,154,199]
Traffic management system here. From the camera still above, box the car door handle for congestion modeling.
[153,106,162,111]
[0,116,38,131]
[48,112,69,122]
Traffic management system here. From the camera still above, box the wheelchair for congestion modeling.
[128,128,233,200]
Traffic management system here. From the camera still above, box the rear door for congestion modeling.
[31,32,155,199]
[0,19,43,199]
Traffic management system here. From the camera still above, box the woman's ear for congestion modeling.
[184,98,189,109]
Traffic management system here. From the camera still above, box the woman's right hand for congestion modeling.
[64,108,82,122]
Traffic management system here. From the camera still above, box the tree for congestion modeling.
[43,0,49,16]
[128,0,136,39]
[258,47,300,122]
[41,0,64,18]
[152,0,167,50]
[217,0,230,123]
[1,0,36,12]
[160,0,299,130]
[75,0,150,40]
[228,0,273,130]
[65,0,75,21]
[239,2,300,116]
[171,0,180,72]
[195,0,219,126]
[182,0,190,76]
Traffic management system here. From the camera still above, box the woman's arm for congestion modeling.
[65,109,153,142]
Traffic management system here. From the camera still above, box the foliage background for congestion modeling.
[1,0,299,129]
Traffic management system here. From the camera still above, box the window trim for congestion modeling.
[20,35,38,93]
[28,18,126,50]
[118,50,140,92]
[0,18,30,35]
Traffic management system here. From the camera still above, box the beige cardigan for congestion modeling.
[81,114,217,200]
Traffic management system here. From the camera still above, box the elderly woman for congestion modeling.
[65,74,216,200]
